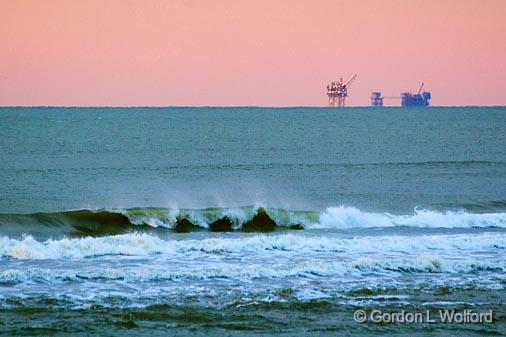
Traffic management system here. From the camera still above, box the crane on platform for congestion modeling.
[326,74,357,107]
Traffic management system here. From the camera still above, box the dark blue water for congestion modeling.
[1,106,505,213]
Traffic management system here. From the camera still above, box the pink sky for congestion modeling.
[1,0,505,106]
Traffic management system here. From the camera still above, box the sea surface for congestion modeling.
[0,106,505,336]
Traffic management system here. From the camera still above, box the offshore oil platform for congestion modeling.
[370,82,431,107]
[326,74,357,107]
[326,77,432,107]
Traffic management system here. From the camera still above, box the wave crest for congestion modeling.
[318,206,506,229]
[0,206,504,237]
[1,232,505,260]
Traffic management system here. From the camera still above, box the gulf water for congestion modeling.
[0,106,505,336]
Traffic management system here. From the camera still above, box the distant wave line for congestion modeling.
[0,160,503,172]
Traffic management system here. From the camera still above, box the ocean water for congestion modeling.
[0,106,505,336]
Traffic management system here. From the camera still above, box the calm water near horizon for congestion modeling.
[0,106,505,336]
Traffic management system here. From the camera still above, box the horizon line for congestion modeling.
[1,105,505,109]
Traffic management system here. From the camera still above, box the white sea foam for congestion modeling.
[1,232,504,303]
[1,254,503,285]
[315,206,506,229]
[113,206,506,230]
[1,232,504,260]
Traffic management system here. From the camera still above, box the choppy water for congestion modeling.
[0,107,505,336]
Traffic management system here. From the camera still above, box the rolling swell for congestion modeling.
[0,206,505,238]
[460,199,506,212]
[0,207,303,238]
[0,210,139,238]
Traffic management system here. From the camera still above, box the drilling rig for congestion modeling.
[326,74,357,107]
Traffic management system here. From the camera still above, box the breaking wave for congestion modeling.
[0,206,505,237]
[317,206,506,229]
[1,256,504,285]
[1,232,505,260]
